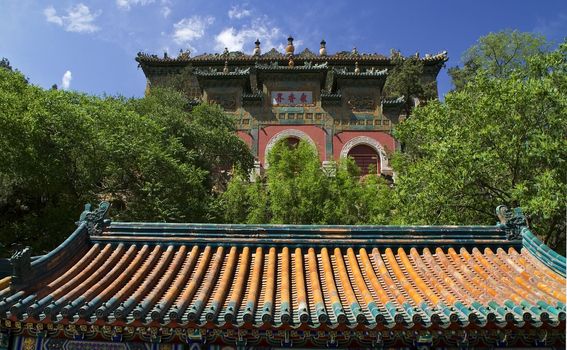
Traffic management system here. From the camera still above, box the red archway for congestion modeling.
[347,144,380,175]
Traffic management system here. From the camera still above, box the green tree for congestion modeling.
[220,140,394,225]
[0,69,252,257]
[393,42,567,254]
[220,171,253,224]
[321,160,394,225]
[448,30,549,90]
[0,58,12,71]
[265,140,329,224]
[383,55,438,116]
[127,88,253,197]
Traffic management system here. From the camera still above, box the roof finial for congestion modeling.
[285,36,295,56]
[319,39,327,56]
[253,39,261,56]
[354,61,360,74]
[223,60,229,74]
[352,47,358,55]
[223,47,229,55]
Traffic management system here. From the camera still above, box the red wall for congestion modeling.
[236,128,396,167]
[236,131,253,148]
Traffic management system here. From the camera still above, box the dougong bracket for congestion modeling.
[78,201,111,235]
[496,205,527,241]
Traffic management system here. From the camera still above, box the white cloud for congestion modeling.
[61,71,72,90]
[66,4,101,33]
[214,17,283,53]
[43,4,101,33]
[116,0,155,10]
[228,5,251,19]
[161,6,171,18]
[44,6,63,26]
[172,15,214,45]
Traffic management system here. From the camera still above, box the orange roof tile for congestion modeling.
[0,203,565,347]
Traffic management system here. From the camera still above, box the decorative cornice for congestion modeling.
[194,67,251,78]
[0,324,564,347]
[334,68,388,78]
[255,61,328,72]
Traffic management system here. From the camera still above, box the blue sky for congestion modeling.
[1,0,566,98]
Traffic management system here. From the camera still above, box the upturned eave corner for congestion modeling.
[496,204,566,277]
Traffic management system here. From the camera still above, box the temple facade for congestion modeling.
[0,203,565,349]
[136,38,447,176]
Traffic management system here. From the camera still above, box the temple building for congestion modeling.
[0,39,564,350]
[0,203,565,349]
[135,38,448,176]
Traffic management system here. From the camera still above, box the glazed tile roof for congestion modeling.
[0,204,565,334]
[135,50,448,66]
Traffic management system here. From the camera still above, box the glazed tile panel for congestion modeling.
[1,243,564,329]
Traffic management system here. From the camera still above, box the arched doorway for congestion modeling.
[347,144,380,175]
[264,129,317,168]
[339,136,391,175]
[285,136,300,148]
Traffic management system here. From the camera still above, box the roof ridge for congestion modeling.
[135,50,448,64]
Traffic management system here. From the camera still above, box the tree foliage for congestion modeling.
[394,41,567,254]
[0,68,252,257]
[448,30,549,90]
[1,31,564,259]
[220,140,394,225]
[0,58,12,71]
[383,55,438,115]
